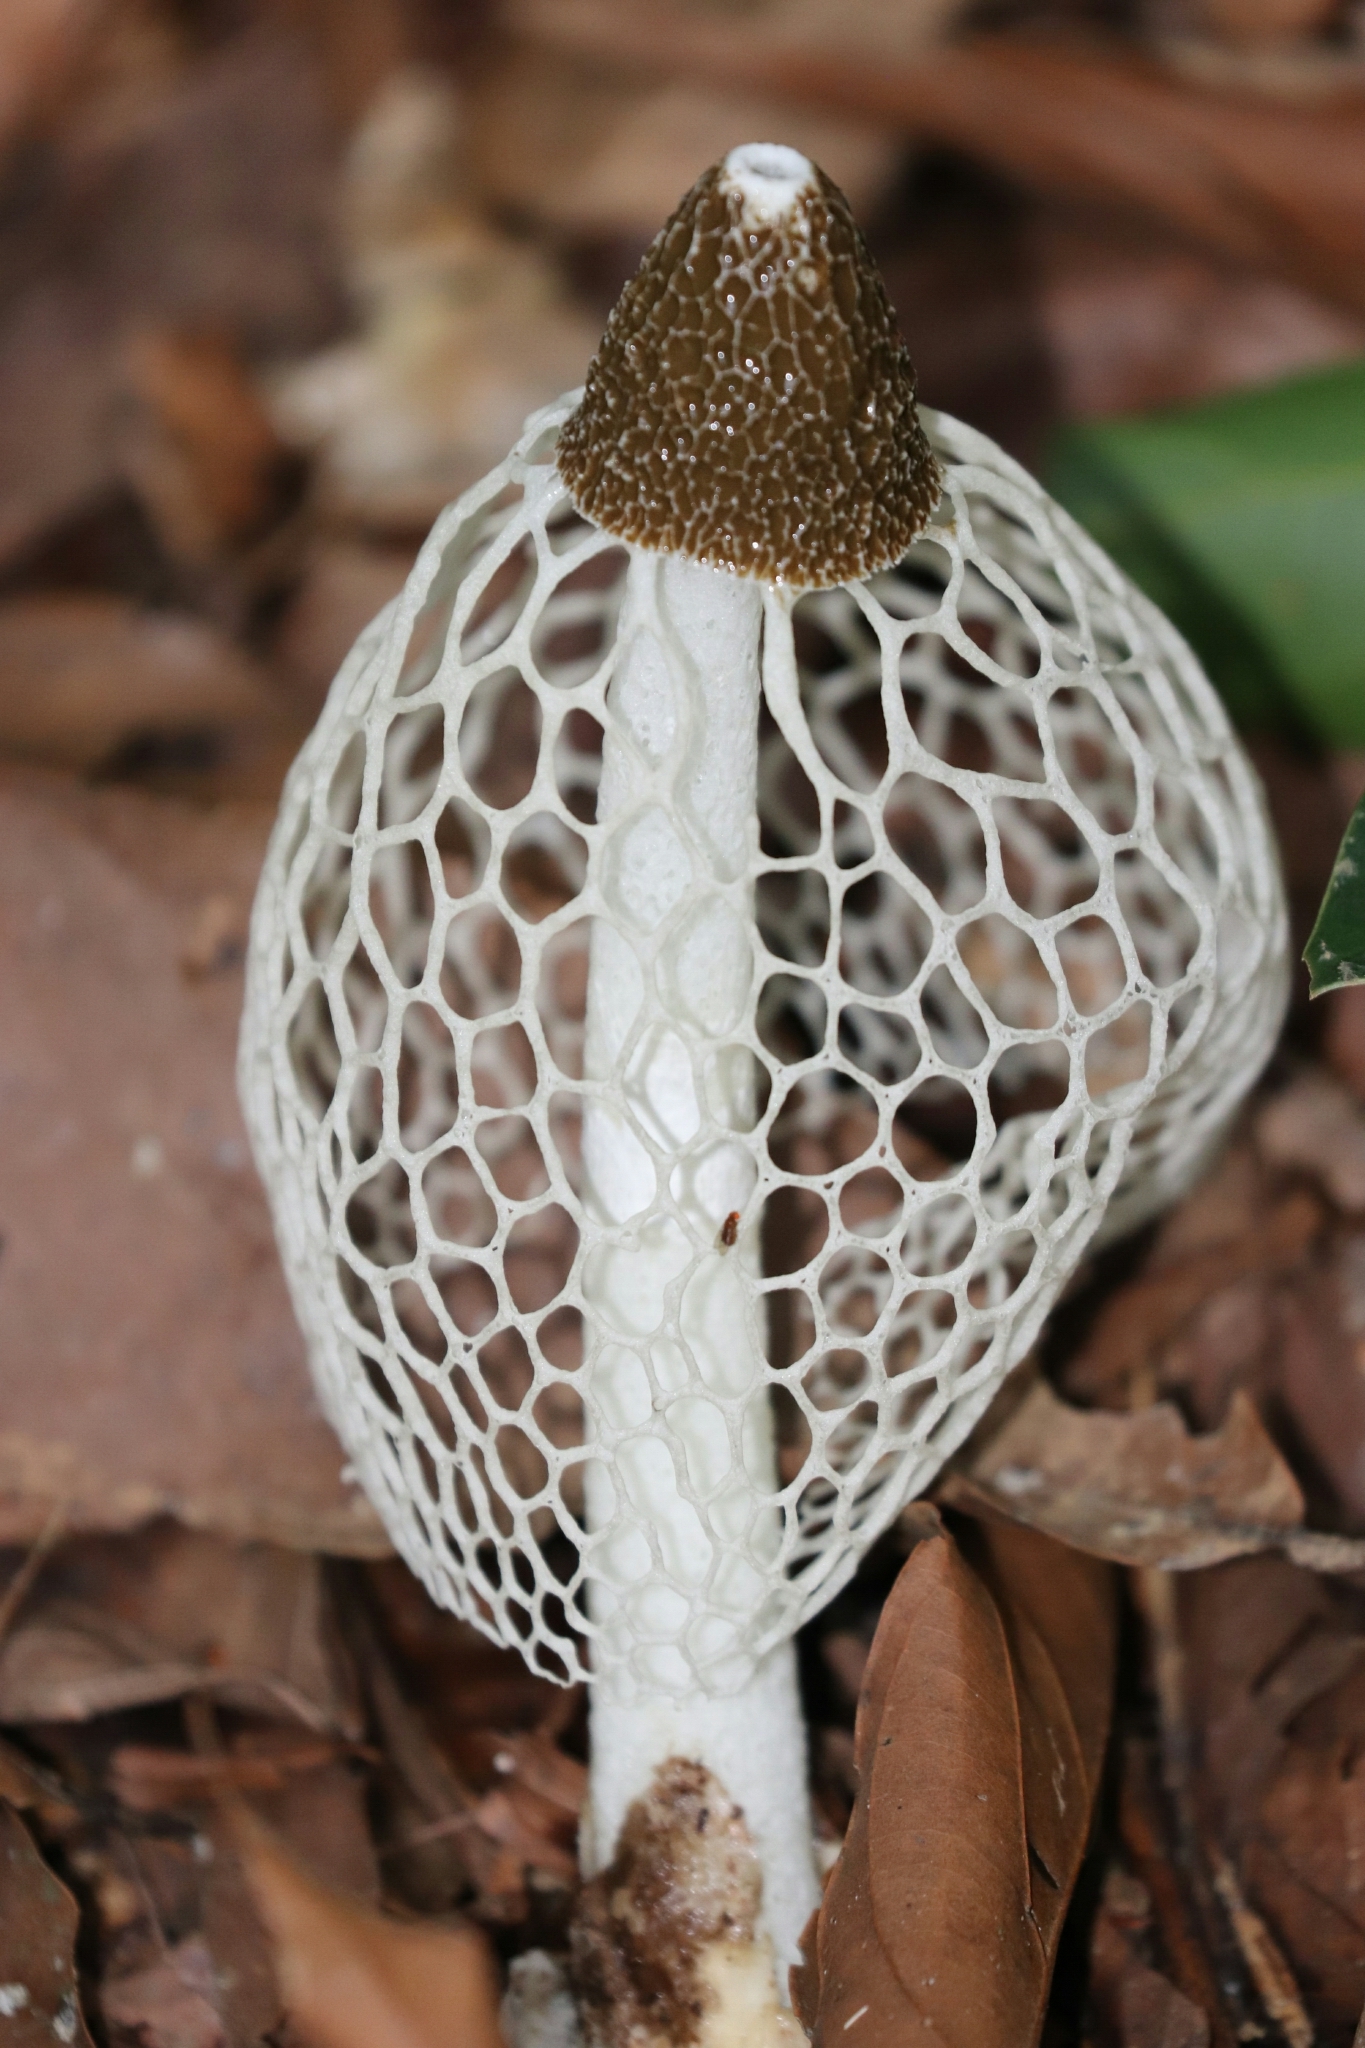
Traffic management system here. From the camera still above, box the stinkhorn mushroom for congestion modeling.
[240,143,1288,2023]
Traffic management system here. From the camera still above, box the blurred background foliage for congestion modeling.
[1052,362,1365,746]
[1,0,1362,786]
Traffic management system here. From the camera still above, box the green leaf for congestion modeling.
[1305,791,1365,996]
[1048,357,1365,748]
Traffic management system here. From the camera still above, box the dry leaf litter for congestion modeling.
[3,3,1365,2047]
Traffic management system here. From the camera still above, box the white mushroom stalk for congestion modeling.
[240,143,1289,2012]
[577,545,819,1959]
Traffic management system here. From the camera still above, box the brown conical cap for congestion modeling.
[556,143,941,589]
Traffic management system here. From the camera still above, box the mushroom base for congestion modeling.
[583,1640,819,1982]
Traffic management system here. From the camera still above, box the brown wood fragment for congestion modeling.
[1207,1850,1314,2048]
[108,1739,373,1813]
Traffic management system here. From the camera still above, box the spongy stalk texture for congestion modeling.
[580,551,779,1696]
[555,155,941,588]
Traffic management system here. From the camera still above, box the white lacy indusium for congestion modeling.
[240,392,1287,1957]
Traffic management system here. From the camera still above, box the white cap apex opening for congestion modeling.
[720,142,815,226]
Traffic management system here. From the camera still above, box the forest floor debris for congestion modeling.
[5,4,1365,2044]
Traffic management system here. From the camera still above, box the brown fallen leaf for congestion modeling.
[1180,1557,1365,2039]
[230,1801,507,2048]
[120,328,298,564]
[1324,984,1365,1106]
[1134,1538,1306,2037]
[0,770,387,1554]
[362,1559,562,1736]
[942,1376,1365,1572]
[100,1937,225,2048]
[1256,1071,1365,1215]
[0,1799,95,2048]
[0,1499,68,1644]
[0,18,344,571]
[0,1733,77,1830]
[0,1522,362,1732]
[791,1507,1116,2047]
[197,1805,291,2046]
[191,1727,382,2045]
[1155,1216,1365,1536]
[1064,1188,1324,1400]
[469,41,911,241]
[0,0,101,162]
[340,1577,547,1922]
[1269,1257,1365,1530]
[1115,1737,1233,2047]
[1101,1956,1212,2047]
[1088,1866,1211,2048]
[468,1786,577,1887]
[1031,205,1364,424]
[1206,1852,1314,2048]
[273,541,416,715]
[0,595,275,773]
[1056,1115,1365,1533]
[480,1729,587,1819]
